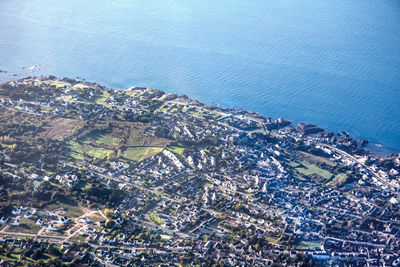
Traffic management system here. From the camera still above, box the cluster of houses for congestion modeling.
[1,77,400,265]
[55,173,79,187]
[0,205,79,236]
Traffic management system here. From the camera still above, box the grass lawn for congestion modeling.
[149,211,164,226]
[123,147,149,162]
[0,253,36,264]
[160,234,172,240]
[86,147,112,159]
[0,255,15,263]
[286,159,300,168]
[298,151,334,167]
[186,107,213,117]
[41,106,52,113]
[70,151,84,160]
[95,134,118,146]
[67,140,83,154]
[95,91,110,104]
[83,133,119,147]
[295,241,321,250]
[86,212,105,223]
[156,103,169,113]
[50,81,70,88]
[168,146,185,156]
[46,202,83,218]
[123,146,163,162]
[83,182,92,190]
[285,159,307,180]
[252,128,267,134]
[50,182,64,190]
[8,218,41,234]
[144,147,164,158]
[132,91,143,98]
[67,140,112,160]
[43,230,65,237]
[265,236,279,244]
[327,173,348,185]
[73,83,90,89]
[32,80,44,87]
[296,163,333,180]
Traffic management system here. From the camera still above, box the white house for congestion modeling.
[11,219,20,226]
[47,224,57,231]
[79,217,91,224]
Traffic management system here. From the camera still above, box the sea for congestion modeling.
[0,0,399,153]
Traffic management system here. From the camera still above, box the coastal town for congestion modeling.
[0,76,399,266]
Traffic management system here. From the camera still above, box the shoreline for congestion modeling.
[1,74,399,156]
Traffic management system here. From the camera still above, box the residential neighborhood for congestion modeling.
[0,77,399,266]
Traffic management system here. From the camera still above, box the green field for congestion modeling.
[298,151,334,167]
[168,146,185,156]
[67,140,83,153]
[327,173,349,186]
[252,128,267,134]
[95,91,110,104]
[296,163,333,179]
[8,218,41,234]
[123,146,163,162]
[69,151,84,160]
[50,81,70,88]
[149,211,164,226]
[295,241,321,250]
[157,103,169,113]
[82,133,118,147]
[265,236,279,244]
[73,83,90,89]
[287,159,300,168]
[87,147,111,158]
[67,140,112,159]
[46,202,84,218]
[293,173,307,180]
[160,234,172,240]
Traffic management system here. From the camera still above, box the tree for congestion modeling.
[104,208,114,218]
[106,151,116,161]
[0,187,8,202]
[105,219,115,228]
[24,248,34,257]
[47,244,61,256]
[32,248,42,260]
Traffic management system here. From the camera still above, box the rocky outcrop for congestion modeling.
[297,123,324,135]
[175,95,203,106]
[265,118,291,130]
[320,131,336,143]
[148,89,164,99]
[160,93,178,101]
[360,139,369,148]
[337,137,358,151]
[276,118,291,127]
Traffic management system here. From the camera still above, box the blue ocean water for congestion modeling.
[0,0,399,152]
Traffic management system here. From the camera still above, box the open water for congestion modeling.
[0,0,399,152]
